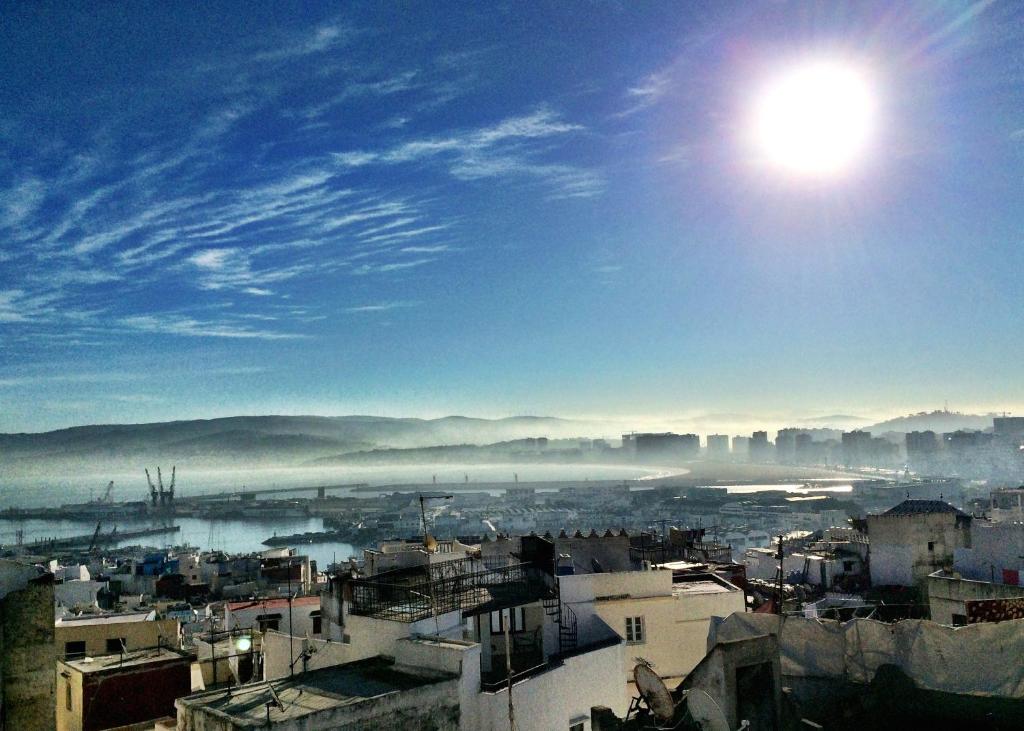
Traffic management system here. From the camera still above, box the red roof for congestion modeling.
[226,596,320,611]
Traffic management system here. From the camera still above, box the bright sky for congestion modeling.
[2,2,1023,432]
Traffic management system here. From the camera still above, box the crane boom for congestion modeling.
[88,520,102,552]
[145,469,157,506]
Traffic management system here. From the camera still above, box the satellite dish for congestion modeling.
[684,689,729,731]
[633,661,675,724]
[424,534,438,552]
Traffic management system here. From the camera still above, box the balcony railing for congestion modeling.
[478,632,622,692]
[348,556,553,622]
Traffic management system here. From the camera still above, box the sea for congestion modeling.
[0,463,852,564]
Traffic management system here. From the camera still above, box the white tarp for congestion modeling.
[709,613,1024,698]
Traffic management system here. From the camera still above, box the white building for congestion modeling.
[257,543,627,729]
[224,595,322,637]
[952,519,1024,586]
[866,499,972,588]
[560,567,745,683]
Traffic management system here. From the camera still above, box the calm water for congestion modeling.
[0,463,674,508]
[0,515,359,567]
[0,463,675,563]
[0,465,850,562]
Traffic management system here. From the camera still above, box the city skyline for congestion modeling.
[3,2,1024,432]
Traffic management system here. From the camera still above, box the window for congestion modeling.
[490,607,526,633]
[927,541,935,552]
[952,613,968,627]
[256,613,282,632]
[105,638,126,654]
[625,616,645,644]
[311,610,322,635]
[64,641,86,659]
[65,678,73,711]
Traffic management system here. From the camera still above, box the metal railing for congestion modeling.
[348,557,552,622]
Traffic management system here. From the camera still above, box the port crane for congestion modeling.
[145,466,177,507]
[145,469,158,506]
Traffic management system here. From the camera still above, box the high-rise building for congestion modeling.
[634,432,700,461]
[749,431,772,462]
[706,434,730,459]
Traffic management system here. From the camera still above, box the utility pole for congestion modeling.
[775,534,784,615]
[288,566,294,678]
[505,615,516,731]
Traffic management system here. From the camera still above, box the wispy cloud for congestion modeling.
[344,301,419,313]
[615,71,671,118]
[119,314,307,340]
[351,259,434,275]
[332,108,603,198]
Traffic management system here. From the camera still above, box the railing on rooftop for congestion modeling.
[478,632,622,692]
[348,555,552,622]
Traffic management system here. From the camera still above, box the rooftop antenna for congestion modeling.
[419,493,453,637]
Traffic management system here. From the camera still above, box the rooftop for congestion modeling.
[60,647,191,674]
[177,657,453,724]
[56,610,156,626]
[672,579,734,596]
[882,500,969,517]
[226,596,320,611]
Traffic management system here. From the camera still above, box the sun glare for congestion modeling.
[752,61,875,178]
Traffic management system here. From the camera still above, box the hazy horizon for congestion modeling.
[0,404,1012,437]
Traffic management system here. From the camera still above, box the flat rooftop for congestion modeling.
[61,647,191,674]
[56,611,156,626]
[673,579,734,596]
[178,657,455,724]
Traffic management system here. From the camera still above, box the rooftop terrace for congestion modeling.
[177,657,454,725]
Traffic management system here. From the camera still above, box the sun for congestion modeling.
[752,61,876,178]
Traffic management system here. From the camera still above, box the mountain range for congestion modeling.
[0,415,582,472]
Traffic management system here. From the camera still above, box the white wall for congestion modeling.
[263,630,353,680]
[561,570,745,682]
[476,638,625,730]
[225,598,321,637]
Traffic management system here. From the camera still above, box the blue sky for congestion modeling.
[2,1,1023,432]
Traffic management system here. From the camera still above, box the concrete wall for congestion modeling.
[561,570,744,681]
[55,580,105,609]
[953,521,1024,584]
[1,562,56,731]
[225,599,321,637]
[264,630,353,680]
[927,571,1024,625]
[56,617,180,658]
[868,512,970,588]
[176,676,461,731]
[476,638,625,730]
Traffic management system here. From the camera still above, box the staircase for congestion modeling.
[541,581,578,655]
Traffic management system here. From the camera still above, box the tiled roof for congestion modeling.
[882,500,968,517]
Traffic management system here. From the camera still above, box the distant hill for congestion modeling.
[0,414,581,472]
[798,414,871,427]
[864,410,997,435]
